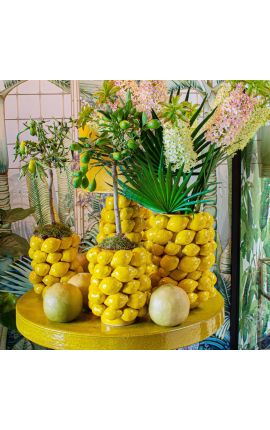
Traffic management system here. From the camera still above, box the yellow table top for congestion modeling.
[16,290,224,350]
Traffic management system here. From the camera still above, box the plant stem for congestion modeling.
[48,168,56,224]
[112,160,122,235]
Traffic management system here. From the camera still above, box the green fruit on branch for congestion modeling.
[80,165,88,175]
[80,151,92,164]
[146,119,161,129]
[119,120,131,130]
[70,143,82,151]
[88,179,97,192]
[73,177,82,188]
[149,285,190,327]
[81,176,89,189]
[127,139,137,150]
[96,138,108,146]
[112,152,122,161]
[28,159,36,174]
[19,141,26,155]
[72,170,82,178]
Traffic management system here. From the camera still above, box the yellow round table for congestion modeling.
[16,290,224,350]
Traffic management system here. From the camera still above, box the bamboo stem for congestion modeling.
[112,161,122,235]
[48,168,56,224]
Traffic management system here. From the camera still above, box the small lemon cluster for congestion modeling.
[97,195,151,244]
[86,246,153,326]
[28,234,82,296]
[143,212,217,308]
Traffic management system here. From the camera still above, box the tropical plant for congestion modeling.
[15,119,73,225]
[71,84,160,237]
[0,207,34,257]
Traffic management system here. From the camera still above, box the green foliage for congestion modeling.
[15,119,73,179]
[0,207,34,257]
[160,96,198,125]
[99,235,136,250]
[94,80,120,105]
[229,80,270,103]
[25,172,52,225]
[34,223,72,239]
[0,292,17,329]
[0,257,32,296]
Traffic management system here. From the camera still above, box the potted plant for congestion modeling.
[71,82,159,326]
[15,119,82,296]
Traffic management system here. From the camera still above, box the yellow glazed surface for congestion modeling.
[16,290,224,350]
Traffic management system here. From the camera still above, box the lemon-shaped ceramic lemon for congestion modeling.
[167,215,189,233]
[43,283,83,322]
[122,280,140,294]
[111,266,138,282]
[49,262,70,278]
[178,256,200,273]
[42,274,60,287]
[110,250,133,268]
[99,277,123,295]
[46,252,62,264]
[29,271,42,284]
[32,250,47,263]
[182,243,200,257]
[60,236,73,249]
[188,213,207,231]
[41,238,61,253]
[104,292,129,309]
[96,250,114,265]
[30,236,44,251]
[178,278,198,293]
[93,264,112,279]
[34,263,50,277]
[122,307,138,322]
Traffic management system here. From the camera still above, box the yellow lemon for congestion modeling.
[179,278,198,293]
[112,266,138,282]
[153,229,173,245]
[30,236,44,251]
[200,241,217,256]
[195,229,210,245]
[28,247,35,259]
[160,255,179,271]
[127,291,147,309]
[143,240,153,252]
[33,250,47,263]
[175,230,196,245]
[137,306,148,318]
[99,277,123,295]
[125,232,142,243]
[61,247,78,263]
[122,280,140,294]
[97,250,114,265]
[49,262,70,277]
[146,264,158,276]
[101,208,115,223]
[197,276,213,291]
[60,271,76,283]
[118,195,130,208]
[133,217,146,232]
[89,290,106,305]
[86,247,99,263]
[46,252,62,264]
[33,283,45,295]
[43,274,60,287]
[96,233,106,244]
[122,307,138,322]
[167,215,189,232]
[198,254,215,271]
[209,287,217,298]
[170,269,187,281]
[41,237,61,253]
[151,214,169,229]
[59,236,73,250]
[104,293,129,309]
[131,247,148,266]
[105,196,114,210]
[29,271,42,284]
[31,260,37,269]
[34,263,50,277]
[150,272,161,287]
[93,264,112,279]
[90,277,101,288]
[152,255,161,266]
[188,213,207,231]
[197,291,210,302]
[187,270,202,281]
[164,242,181,256]
[88,262,95,275]
[120,207,134,220]
[111,250,133,267]
[203,270,217,285]
[71,234,81,247]
[182,243,200,257]
[158,267,169,278]
[91,303,106,316]
[102,307,123,320]
[188,292,198,305]
[179,256,200,273]
[121,219,135,233]
[152,244,164,256]
[203,212,214,228]
[103,223,116,235]
[138,274,151,291]
[159,277,178,286]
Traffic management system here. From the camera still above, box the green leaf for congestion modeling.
[0,233,29,257]
[1,207,35,224]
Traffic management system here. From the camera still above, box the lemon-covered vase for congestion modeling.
[143,212,217,309]
[28,224,82,296]
[86,236,153,326]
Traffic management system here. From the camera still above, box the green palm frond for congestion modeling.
[26,172,52,225]
[168,80,206,96]
[0,257,32,296]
